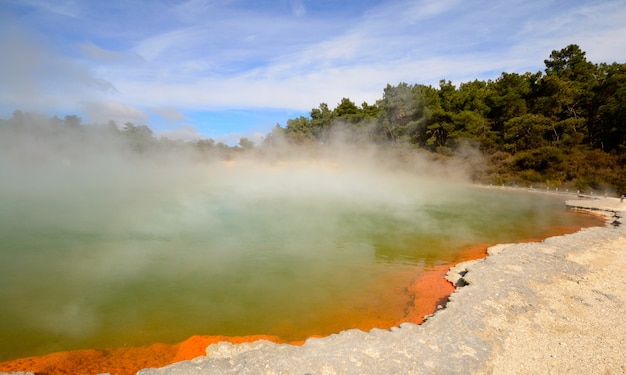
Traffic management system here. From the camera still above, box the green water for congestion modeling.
[0,160,601,361]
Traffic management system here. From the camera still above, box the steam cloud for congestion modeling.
[0,112,581,361]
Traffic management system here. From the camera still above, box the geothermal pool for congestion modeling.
[0,157,600,361]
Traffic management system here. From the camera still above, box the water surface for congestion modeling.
[0,159,601,361]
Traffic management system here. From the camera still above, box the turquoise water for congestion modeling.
[0,159,600,361]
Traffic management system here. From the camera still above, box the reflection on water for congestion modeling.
[0,160,601,361]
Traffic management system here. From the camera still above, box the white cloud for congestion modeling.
[82,101,149,125]
[289,0,306,17]
[0,22,116,113]
[157,124,206,141]
[12,0,82,18]
[80,42,142,64]
[133,28,201,62]
[173,0,233,23]
[152,106,188,121]
[400,0,462,23]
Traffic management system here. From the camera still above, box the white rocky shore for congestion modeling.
[131,197,625,375]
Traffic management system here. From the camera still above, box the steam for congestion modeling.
[0,114,473,343]
[0,113,582,360]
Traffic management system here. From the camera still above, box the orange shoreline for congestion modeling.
[0,246,487,375]
[0,221,602,375]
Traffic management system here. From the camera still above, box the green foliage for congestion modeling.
[513,146,564,173]
[374,83,434,145]
[238,137,255,150]
[122,122,155,153]
[259,125,283,148]
[486,72,535,135]
[272,44,625,193]
[593,62,626,151]
[284,116,314,144]
[310,103,333,142]
[333,97,360,119]
[503,114,551,152]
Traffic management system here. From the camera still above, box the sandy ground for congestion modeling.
[3,197,625,375]
[133,197,625,375]
[484,198,625,375]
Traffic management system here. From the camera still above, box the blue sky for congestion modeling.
[1,0,625,144]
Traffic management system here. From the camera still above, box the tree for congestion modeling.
[591,62,626,151]
[503,114,551,152]
[263,124,288,147]
[310,103,333,142]
[63,115,81,128]
[537,44,598,145]
[450,110,495,150]
[195,138,216,152]
[243,44,626,191]
[107,120,120,134]
[435,80,494,150]
[122,122,155,152]
[544,44,596,82]
[438,80,457,112]
[239,137,255,150]
[455,80,490,115]
[487,72,535,132]
[284,117,314,144]
[360,101,381,119]
[375,83,431,145]
[333,98,360,119]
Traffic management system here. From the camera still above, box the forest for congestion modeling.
[1,44,625,194]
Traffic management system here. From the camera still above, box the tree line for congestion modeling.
[273,44,626,193]
[1,44,624,193]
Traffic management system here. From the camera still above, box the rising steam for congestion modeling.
[0,113,583,361]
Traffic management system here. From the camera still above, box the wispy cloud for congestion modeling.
[0,19,115,112]
[157,124,206,141]
[289,0,306,17]
[1,0,625,139]
[80,42,142,64]
[12,0,82,19]
[82,101,149,125]
[152,106,188,122]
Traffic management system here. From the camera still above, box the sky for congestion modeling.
[1,0,625,144]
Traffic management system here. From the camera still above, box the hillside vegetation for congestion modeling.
[275,45,626,194]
